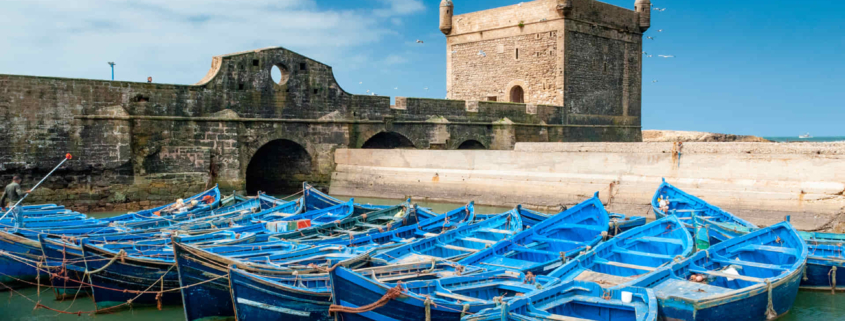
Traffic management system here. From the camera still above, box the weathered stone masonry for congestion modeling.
[443,0,649,118]
[0,0,645,212]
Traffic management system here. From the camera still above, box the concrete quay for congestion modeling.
[330,142,845,231]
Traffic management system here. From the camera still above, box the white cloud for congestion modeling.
[0,0,425,84]
[374,0,425,17]
[384,54,409,65]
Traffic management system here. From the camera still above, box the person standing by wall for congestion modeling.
[1,176,30,211]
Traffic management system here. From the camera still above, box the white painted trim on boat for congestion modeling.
[235,297,310,317]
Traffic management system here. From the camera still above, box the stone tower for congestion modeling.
[635,0,651,32]
[439,0,454,35]
[444,0,646,120]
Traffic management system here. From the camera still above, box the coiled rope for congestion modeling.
[328,283,404,314]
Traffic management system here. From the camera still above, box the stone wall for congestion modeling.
[445,0,643,119]
[330,142,845,231]
[0,45,640,212]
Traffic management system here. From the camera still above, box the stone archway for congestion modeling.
[361,132,416,149]
[245,139,312,195]
[456,140,486,150]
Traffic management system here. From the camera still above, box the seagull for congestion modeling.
[372,93,377,96]
[366,89,370,93]
[416,40,424,44]
[424,87,429,91]
[642,51,648,55]
[652,80,659,83]
[647,55,653,58]
[451,50,457,54]
[647,36,654,40]
[394,87,398,90]
[359,81,363,84]
[658,29,664,32]
[478,50,487,57]
[658,55,675,58]
[518,2,523,7]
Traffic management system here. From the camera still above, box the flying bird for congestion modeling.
[647,36,655,40]
[416,40,424,44]
[478,50,487,57]
[658,29,664,32]
[658,55,675,58]
[394,87,399,90]
[451,50,457,54]
[652,80,659,83]
[366,89,370,93]
[424,87,429,91]
[647,55,653,58]
[642,51,648,55]
[518,2,523,7]
[359,81,363,84]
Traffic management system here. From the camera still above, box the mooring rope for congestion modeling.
[829,266,838,294]
[765,279,777,320]
[328,282,404,314]
[84,250,126,275]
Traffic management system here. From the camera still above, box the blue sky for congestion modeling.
[1,0,842,136]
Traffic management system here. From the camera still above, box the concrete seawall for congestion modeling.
[330,142,845,230]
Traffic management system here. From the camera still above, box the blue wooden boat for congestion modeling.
[329,266,554,321]
[0,231,46,288]
[653,179,757,244]
[82,238,308,310]
[172,203,409,321]
[621,221,807,321]
[798,239,845,292]
[229,261,483,321]
[609,212,647,236]
[459,193,609,275]
[314,203,476,247]
[372,211,522,264]
[547,215,693,287]
[268,202,412,243]
[302,183,395,215]
[515,205,552,229]
[463,281,657,321]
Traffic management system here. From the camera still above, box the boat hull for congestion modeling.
[174,242,240,321]
[657,266,803,321]
[0,231,44,288]
[330,267,489,321]
[230,269,331,321]
[800,259,845,291]
[82,244,182,310]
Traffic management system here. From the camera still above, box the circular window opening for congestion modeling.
[270,64,290,85]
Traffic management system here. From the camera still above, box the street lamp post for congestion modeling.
[108,62,115,80]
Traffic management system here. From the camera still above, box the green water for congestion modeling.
[4,196,843,319]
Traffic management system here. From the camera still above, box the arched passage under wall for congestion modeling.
[245,139,312,195]
[456,140,486,150]
[361,132,415,149]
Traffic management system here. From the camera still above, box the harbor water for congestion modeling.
[3,196,843,320]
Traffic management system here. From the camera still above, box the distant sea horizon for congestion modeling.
[764,136,845,142]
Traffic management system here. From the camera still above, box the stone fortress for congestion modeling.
[0,0,647,212]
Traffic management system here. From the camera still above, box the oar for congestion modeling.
[0,153,72,221]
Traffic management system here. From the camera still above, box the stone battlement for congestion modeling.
[0,45,639,212]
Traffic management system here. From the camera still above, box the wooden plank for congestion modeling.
[482,229,515,235]
[545,314,595,321]
[574,270,634,287]
[435,291,483,302]
[461,237,496,245]
[440,244,480,253]
[599,261,656,272]
[694,270,766,283]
